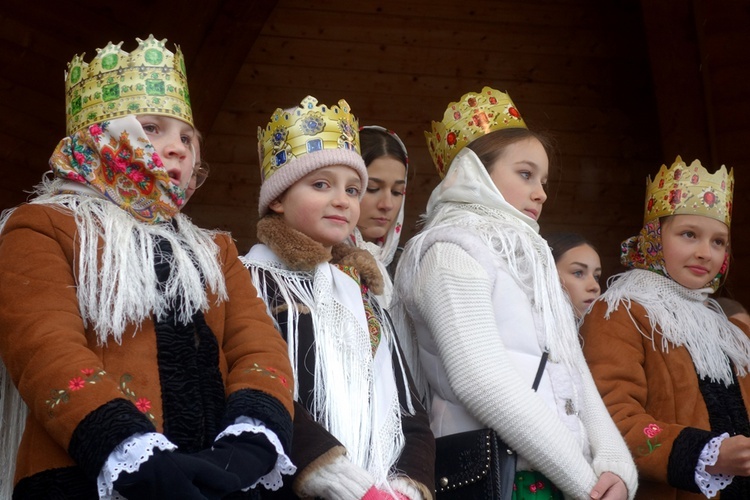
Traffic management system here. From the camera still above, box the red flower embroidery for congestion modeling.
[467,97,477,107]
[529,484,537,493]
[129,170,146,183]
[135,398,152,413]
[89,124,103,138]
[453,111,461,120]
[80,368,94,377]
[489,96,498,105]
[644,423,662,439]
[674,169,682,180]
[446,132,457,146]
[73,151,86,166]
[278,375,289,388]
[151,153,164,169]
[68,377,85,391]
[535,481,545,490]
[691,174,699,184]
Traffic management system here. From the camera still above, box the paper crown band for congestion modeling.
[65,35,193,135]
[644,156,734,227]
[425,87,527,178]
[257,96,361,182]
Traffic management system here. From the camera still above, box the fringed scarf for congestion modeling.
[0,116,224,498]
[600,216,750,386]
[395,148,583,377]
[242,216,410,488]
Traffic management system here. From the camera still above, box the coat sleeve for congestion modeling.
[215,234,294,452]
[412,241,599,499]
[581,300,714,493]
[0,205,155,479]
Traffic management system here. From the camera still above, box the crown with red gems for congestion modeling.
[425,87,527,178]
[644,156,734,227]
[65,35,192,135]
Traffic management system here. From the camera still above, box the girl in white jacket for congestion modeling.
[393,87,637,500]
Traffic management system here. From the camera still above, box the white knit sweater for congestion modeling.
[393,149,637,500]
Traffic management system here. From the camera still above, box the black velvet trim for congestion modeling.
[668,427,715,493]
[13,466,97,499]
[68,398,155,480]
[153,236,227,453]
[223,389,294,453]
[697,367,750,498]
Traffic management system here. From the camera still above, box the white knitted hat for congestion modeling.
[257,96,367,216]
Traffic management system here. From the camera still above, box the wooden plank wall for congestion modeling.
[186,0,662,284]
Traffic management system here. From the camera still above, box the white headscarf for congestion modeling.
[350,126,409,306]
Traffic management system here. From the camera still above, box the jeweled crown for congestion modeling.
[257,96,360,181]
[644,156,734,227]
[65,35,192,135]
[425,87,527,178]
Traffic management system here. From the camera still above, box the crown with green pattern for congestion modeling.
[65,35,192,135]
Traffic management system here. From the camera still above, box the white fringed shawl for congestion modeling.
[242,244,407,488]
[600,269,750,386]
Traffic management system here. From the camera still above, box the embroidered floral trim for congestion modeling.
[334,264,382,355]
[118,374,156,420]
[244,363,292,393]
[45,368,106,417]
[638,422,663,455]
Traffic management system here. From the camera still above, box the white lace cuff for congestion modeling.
[97,432,177,499]
[220,416,297,491]
[695,432,733,498]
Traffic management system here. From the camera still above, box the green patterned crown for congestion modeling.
[65,35,193,135]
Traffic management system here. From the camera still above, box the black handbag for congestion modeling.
[434,351,548,500]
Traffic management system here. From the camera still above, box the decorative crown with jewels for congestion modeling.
[257,95,360,182]
[425,87,527,178]
[644,156,734,227]
[65,35,192,135]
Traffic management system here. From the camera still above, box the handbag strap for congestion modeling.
[531,351,548,391]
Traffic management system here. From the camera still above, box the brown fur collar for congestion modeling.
[257,215,384,295]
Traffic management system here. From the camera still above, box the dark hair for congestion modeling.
[466,127,556,173]
[545,232,597,263]
[359,128,407,167]
[715,297,748,317]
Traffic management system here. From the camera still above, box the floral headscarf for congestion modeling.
[620,217,729,292]
[50,115,189,224]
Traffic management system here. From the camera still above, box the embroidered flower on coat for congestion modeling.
[119,374,156,420]
[245,363,292,392]
[45,368,106,417]
[638,422,663,455]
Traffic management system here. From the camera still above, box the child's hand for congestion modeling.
[706,435,750,476]
[589,471,628,499]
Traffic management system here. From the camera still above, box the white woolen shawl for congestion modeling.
[242,244,406,488]
[395,148,583,375]
[599,269,750,386]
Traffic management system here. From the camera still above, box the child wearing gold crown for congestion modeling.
[581,157,750,498]
[241,96,434,500]
[392,87,637,499]
[0,36,296,499]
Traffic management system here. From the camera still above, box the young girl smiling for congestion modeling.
[581,157,750,499]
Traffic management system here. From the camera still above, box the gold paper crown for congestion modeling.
[257,96,360,181]
[644,156,734,227]
[425,87,527,178]
[65,35,192,135]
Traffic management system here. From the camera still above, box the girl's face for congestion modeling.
[136,115,195,190]
[269,165,362,250]
[357,156,406,242]
[661,214,729,289]
[488,137,548,220]
[555,244,602,318]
